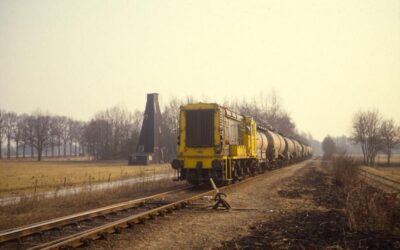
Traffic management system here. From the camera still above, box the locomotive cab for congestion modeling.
[172,104,223,185]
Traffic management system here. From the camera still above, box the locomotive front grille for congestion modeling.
[185,110,214,147]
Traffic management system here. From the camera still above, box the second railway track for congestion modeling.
[359,167,400,193]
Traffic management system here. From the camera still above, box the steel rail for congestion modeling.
[0,185,191,244]
[30,173,266,250]
[359,168,400,192]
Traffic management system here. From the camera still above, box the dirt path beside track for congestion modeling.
[88,160,316,249]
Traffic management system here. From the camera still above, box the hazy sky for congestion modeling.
[1,0,399,141]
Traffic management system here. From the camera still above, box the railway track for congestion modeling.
[359,167,400,193]
[0,169,269,250]
[0,186,195,250]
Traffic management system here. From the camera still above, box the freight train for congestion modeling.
[171,103,312,185]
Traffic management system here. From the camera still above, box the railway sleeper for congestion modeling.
[113,226,123,234]
[80,238,92,247]
[99,232,109,240]
[59,245,74,250]
[127,221,136,228]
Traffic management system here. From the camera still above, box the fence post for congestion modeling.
[34,179,38,196]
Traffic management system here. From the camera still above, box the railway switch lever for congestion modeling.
[209,178,231,210]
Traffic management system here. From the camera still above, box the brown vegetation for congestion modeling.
[331,156,400,234]
[220,159,399,249]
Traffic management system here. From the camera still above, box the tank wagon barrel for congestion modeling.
[171,103,313,185]
[265,130,286,162]
[283,137,295,162]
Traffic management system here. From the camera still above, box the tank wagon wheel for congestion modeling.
[249,160,258,176]
[232,162,241,182]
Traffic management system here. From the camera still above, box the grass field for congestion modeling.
[372,167,400,179]
[351,154,400,166]
[352,154,400,181]
[0,160,173,198]
[374,154,400,165]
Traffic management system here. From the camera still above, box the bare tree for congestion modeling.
[322,135,336,159]
[84,106,140,160]
[4,112,17,159]
[352,110,382,166]
[59,117,71,157]
[13,115,25,158]
[229,92,297,137]
[18,114,30,158]
[48,116,61,157]
[25,115,37,158]
[30,112,51,161]
[0,109,5,159]
[69,120,84,157]
[130,110,142,151]
[67,119,75,156]
[380,119,399,166]
[85,118,109,160]
[161,97,182,161]
[76,121,87,156]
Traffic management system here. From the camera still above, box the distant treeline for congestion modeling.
[0,93,316,161]
[322,110,400,166]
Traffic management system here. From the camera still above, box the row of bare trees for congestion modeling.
[352,110,400,166]
[0,107,145,161]
[0,110,86,161]
[1,92,306,162]
[226,92,307,143]
[85,107,142,160]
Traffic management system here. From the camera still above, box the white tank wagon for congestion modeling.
[256,132,268,161]
[283,137,295,161]
[265,130,286,165]
[292,140,302,159]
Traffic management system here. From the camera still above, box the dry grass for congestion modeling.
[351,153,400,166]
[361,166,400,182]
[331,155,360,190]
[330,156,400,234]
[376,167,400,177]
[0,177,186,230]
[0,160,173,198]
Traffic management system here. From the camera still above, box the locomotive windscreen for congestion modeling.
[185,110,215,147]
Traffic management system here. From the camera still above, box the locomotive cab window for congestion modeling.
[185,109,215,147]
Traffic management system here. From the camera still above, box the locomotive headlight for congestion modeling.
[171,159,183,170]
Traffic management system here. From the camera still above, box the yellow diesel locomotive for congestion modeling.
[171,103,312,185]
